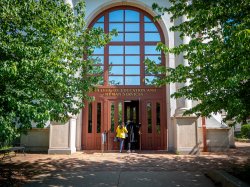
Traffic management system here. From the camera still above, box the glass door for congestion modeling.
[124,100,140,150]
[141,100,164,150]
[83,100,103,150]
[107,101,123,150]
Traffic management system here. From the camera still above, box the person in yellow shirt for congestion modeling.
[116,122,128,153]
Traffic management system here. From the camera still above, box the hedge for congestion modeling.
[241,124,250,139]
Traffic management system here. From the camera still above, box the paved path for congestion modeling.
[23,171,215,187]
[1,142,249,186]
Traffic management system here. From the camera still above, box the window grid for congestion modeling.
[90,7,164,86]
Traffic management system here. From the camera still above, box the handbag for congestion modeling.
[114,137,118,142]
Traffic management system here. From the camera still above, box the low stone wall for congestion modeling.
[198,128,233,152]
[207,128,230,151]
[21,128,49,152]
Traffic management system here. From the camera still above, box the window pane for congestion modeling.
[145,46,160,54]
[91,56,104,65]
[144,16,152,22]
[97,16,104,22]
[125,10,139,22]
[93,47,104,54]
[125,46,139,54]
[91,65,104,74]
[126,106,130,122]
[109,46,124,54]
[109,10,123,22]
[144,23,158,32]
[145,66,160,75]
[133,106,137,123]
[125,76,140,85]
[145,76,157,85]
[110,102,115,132]
[109,56,123,65]
[145,33,160,41]
[93,23,104,30]
[125,33,139,41]
[97,103,101,133]
[125,23,139,31]
[109,23,124,32]
[147,102,152,133]
[145,56,161,64]
[88,103,92,133]
[118,102,122,125]
[156,102,161,134]
[125,66,140,74]
[145,66,150,74]
[109,76,124,85]
[125,56,140,64]
[109,66,123,75]
[111,33,124,42]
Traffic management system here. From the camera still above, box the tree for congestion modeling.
[147,0,250,124]
[0,0,115,144]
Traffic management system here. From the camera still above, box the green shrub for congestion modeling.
[241,124,250,139]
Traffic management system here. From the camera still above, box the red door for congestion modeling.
[141,100,165,150]
[82,97,167,150]
[82,100,103,150]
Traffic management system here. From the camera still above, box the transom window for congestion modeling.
[90,7,164,86]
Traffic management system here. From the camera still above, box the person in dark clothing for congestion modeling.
[126,121,139,152]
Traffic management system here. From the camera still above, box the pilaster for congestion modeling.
[48,116,77,154]
[173,108,200,154]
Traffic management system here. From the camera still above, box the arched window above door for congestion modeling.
[89,7,164,86]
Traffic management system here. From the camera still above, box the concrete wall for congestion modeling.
[207,128,230,151]
[177,118,198,148]
[173,116,233,153]
[21,128,49,152]
[198,128,232,152]
[48,118,77,154]
[173,114,199,154]
[49,121,70,148]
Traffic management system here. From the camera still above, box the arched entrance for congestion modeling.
[82,6,167,150]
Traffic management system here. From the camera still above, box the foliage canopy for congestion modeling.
[148,0,250,124]
[0,0,114,144]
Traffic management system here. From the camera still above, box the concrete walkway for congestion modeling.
[1,142,249,186]
[24,170,215,187]
[20,152,217,187]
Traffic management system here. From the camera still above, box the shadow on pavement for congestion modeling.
[0,142,249,186]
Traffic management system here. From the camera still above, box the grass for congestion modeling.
[234,133,250,143]
[234,131,250,142]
